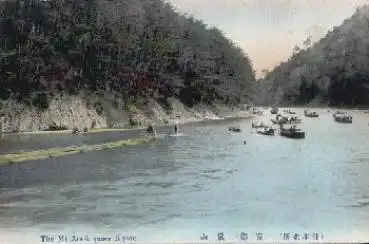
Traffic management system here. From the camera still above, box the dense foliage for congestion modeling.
[256,5,369,107]
[0,0,255,110]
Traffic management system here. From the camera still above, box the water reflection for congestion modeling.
[0,109,369,239]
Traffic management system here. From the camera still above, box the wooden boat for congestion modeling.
[72,127,84,135]
[256,127,275,136]
[333,112,352,123]
[284,109,295,114]
[252,110,263,115]
[271,107,278,114]
[271,115,289,125]
[228,126,241,132]
[333,111,345,116]
[304,110,319,117]
[252,122,268,128]
[288,116,302,124]
[279,126,305,139]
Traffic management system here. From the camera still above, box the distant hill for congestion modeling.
[255,5,369,107]
[0,0,255,111]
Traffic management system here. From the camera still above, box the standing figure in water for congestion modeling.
[174,123,178,133]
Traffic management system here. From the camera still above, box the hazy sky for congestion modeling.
[168,0,367,77]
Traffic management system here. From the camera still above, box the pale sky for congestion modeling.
[168,0,367,77]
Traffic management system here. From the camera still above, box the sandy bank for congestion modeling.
[0,137,154,166]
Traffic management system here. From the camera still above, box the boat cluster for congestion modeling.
[228,106,354,139]
[251,107,354,139]
[252,111,305,139]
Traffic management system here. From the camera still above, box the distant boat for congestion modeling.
[284,109,296,114]
[252,110,263,115]
[252,121,268,128]
[304,110,319,118]
[333,112,352,123]
[288,116,302,124]
[279,126,305,139]
[228,126,241,132]
[256,127,275,136]
[271,114,289,125]
[271,107,278,114]
[333,111,345,116]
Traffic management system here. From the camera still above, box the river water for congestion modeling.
[0,108,369,243]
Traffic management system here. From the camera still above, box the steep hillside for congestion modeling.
[256,5,369,107]
[0,0,255,131]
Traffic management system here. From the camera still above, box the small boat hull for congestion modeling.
[334,118,353,123]
[333,113,352,123]
[256,129,275,136]
[280,128,305,139]
[252,122,268,128]
[305,114,319,118]
[252,110,264,115]
[271,107,278,114]
[271,114,289,125]
[229,127,241,132]
[271,119,286,125]
[304,110,319,118]
[280,131,305,139]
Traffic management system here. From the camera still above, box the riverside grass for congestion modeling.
[0,137,154,165]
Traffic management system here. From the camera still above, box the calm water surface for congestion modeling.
[0,108,369,242]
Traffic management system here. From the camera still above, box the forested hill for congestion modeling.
[0,0,255,111]
[256,5,369,107]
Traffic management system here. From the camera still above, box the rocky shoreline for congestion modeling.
[0,94,253,134]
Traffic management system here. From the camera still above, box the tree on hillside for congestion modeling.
[303,35,312,49]
[0,0,255,109]
[292,45,300,56]
[256,5,369,107]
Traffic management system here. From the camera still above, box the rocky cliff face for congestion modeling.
[0,95,250,132]
[0,96,107,132]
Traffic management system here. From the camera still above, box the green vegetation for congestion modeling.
[256,5,369,107]
[0,0,255,115]
[0,137,154,165]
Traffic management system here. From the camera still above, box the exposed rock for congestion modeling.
[0,94,252,132]
[0,95,107,132]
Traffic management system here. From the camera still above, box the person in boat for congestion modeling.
[72,127,81,134]
[146,124,155,134]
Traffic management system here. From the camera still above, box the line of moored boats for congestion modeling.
[228,106,354,139]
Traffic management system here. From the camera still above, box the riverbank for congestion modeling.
[0,95,253,133]
[0,108,253,165]
[14,105,253,135]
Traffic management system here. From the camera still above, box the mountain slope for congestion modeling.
[256,5,369,107]
[0,0,255,128]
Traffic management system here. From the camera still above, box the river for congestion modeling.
[0,108,369,243]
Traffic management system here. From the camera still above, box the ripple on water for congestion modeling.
[1,110,369,237]
[350,201,369,208]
